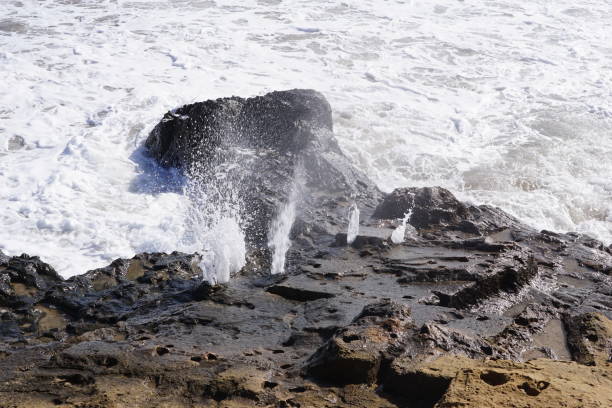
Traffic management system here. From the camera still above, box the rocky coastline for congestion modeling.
[1,90,610,407]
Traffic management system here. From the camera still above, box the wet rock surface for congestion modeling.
[1,90,611,407]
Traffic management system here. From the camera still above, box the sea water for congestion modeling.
[1,0,610,276]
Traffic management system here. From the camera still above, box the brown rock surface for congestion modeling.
[431,356,612,408]
[564,312,612,366]
[305,301,414,385]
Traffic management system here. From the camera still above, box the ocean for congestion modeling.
[1,0,611,277]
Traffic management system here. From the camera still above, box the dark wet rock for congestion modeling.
[1,208,611,408]
[434,255,538,309]
[306,303,505,400]
[489,304,558,360]
[383,321,504,392]
[190,280,220,301]
[414,322,501,359]
[74,258,130,292]
[373,187,470,228]
[372,186,529,237]
[54,341,132,371]
[0,253,62,307]
[146,89,333,168]
[333,226,394,249]
[267,284,336,302]
[443,236,509,252]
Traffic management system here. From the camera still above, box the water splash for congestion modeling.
[268,176,301,275]
[199,216,246,284]
[346,203,360,245]
[391,209,414,244]
[182,150,248,284]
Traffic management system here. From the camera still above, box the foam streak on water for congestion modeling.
[0,0,611,276]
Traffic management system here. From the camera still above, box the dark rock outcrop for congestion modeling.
[305,301,413,384]
[372,186,530,237]
[372,187,470,229]
[145,89,380,248]
[0,252,63,311]
[434,255,538,309]
[563,312,612,366]
[145,89,334,168]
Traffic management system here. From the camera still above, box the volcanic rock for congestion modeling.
[373,186,530,236]
[372,186,470,228]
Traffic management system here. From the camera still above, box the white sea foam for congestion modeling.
[0,0,610,276]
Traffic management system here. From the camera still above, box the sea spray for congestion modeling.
[199,217,246,283]
[268,168,303,274]
[183,158,247,284]
[391,209,414,244]
[346,203,360,245]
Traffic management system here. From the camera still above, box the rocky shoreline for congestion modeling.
[1,90,610,407]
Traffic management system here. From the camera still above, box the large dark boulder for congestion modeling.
[145,89,334,167]
[145,89,380,248]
